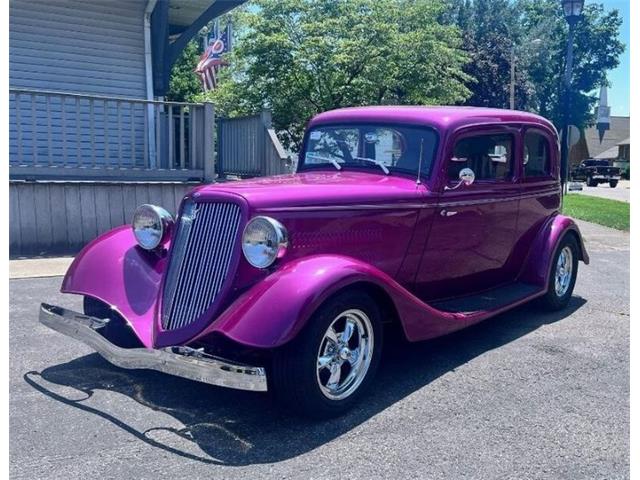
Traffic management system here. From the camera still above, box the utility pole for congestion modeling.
[510,45,516,110]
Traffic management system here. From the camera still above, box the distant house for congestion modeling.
[615,138,630,164]
[9,0,289,256]
[570,116,630,170]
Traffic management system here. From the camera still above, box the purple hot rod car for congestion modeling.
[41,106,588,418]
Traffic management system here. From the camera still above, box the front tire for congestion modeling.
[538,235,579,311]
[587,176,598,187]
[271,289,382,419]
[609,180,618,188]
[83,296,142,348]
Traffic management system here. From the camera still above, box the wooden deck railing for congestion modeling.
[217,110,292,178]
[9,88,215,181]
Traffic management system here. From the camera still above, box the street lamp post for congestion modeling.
[559,0,584,191]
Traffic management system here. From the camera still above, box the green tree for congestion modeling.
[167,40,202,102]
[168,10,242,102]
[203,0,471,150]
[444,0,523,109]
[521,0,624,129]
[446,0,624,129]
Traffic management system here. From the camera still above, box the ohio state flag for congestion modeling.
[195,25,231,91]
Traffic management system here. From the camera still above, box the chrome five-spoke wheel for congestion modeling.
[554,245,573,297]
[316,309,374,401]
[539,235,578,311]
[271,289,382,418]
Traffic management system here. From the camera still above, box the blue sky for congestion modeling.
[598,0,629,116]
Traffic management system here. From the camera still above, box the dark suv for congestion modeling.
[571,159,621,188]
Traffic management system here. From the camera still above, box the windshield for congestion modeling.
[300,124,438,178]
[584,160,609,167]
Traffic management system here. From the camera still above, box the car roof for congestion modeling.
[309,105,556,134]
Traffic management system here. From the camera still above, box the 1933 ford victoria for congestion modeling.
[40,106,589,418]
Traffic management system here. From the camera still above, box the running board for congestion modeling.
[430,282,543,315]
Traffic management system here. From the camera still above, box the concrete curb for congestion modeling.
[9,257,74,279]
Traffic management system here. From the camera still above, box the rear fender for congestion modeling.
[520,214,589,288]
[61,226,165,348]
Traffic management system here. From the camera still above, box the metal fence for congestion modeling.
[9,88,215,181]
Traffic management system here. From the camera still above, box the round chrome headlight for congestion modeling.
[242,216,288,268]
[132,204,174,250]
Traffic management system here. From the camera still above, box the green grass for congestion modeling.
[563,194,630,231]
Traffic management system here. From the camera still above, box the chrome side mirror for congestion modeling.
[445,167,475,191]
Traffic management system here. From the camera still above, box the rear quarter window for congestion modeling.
[524,131,551,177]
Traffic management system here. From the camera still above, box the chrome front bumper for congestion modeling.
[39,303,268,392]
[592,175,621,180]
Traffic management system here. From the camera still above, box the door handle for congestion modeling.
[440,209,458,217]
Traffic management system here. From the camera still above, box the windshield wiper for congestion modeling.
[306,153,342,171]
[352,156,390,175]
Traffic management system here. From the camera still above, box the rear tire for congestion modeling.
[270,289,382,419]
[609,180,618,188]
[538,235,579,311]
[587,176,598,187]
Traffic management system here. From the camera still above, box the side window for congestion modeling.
[523,131,550,177]
[449,134,513,181]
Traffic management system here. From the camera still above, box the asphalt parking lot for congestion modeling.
[10,220,629,479]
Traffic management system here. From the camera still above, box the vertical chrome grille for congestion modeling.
[162,201,242,331]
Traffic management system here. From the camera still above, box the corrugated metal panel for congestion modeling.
[9,0,147,167]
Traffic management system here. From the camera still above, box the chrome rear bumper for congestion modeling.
[39,303,268,392]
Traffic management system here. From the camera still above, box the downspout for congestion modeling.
[144,0,158,168]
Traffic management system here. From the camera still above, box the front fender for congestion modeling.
[191,255,386,349]
[61,226,165,348]
[520,214,589,287]
[193,254,474,349]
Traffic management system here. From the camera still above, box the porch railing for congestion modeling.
[9,88,215,181]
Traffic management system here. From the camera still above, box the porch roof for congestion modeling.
[152,0,246,96]
[168,0,243,33]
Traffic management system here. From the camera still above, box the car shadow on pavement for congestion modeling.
[25,296,586,466]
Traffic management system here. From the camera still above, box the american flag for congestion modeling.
[195,24,231,91]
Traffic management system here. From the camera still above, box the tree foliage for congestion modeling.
[167,40,201,102]
[445,0,624,129]
[202,0,471,150]
[169,0,625,146]
[525,0,624,129]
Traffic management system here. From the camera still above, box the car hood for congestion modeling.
[190,170,427,210]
